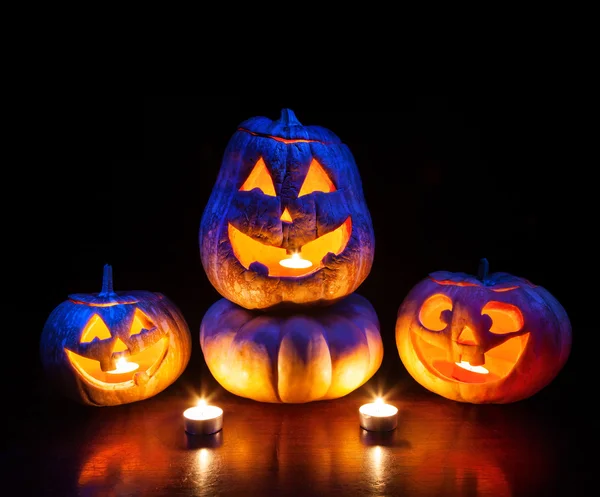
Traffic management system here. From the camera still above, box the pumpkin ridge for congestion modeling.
[271,315,283,403]
[234,315,282,403]
[321,314,371,399]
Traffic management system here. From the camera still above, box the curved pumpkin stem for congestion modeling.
[478,258,489,284]
[99,264,114,296]
[278,108,301,127]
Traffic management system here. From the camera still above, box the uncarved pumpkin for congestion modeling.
[200,293,383,403]
[200,108,375,310]
[40,265,192,406]
[395,259,572,404]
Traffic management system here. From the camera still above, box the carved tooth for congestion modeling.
[248,261,269,277]
[134,371,149,386]
[321,252,336,266]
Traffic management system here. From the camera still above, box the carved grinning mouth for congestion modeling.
[413,296,530,384]
[420,333,529,384]
[65,327,169,390]
[228,217,352,277]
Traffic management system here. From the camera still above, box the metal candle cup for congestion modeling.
[183,402,223,435]
[359,400,398,432]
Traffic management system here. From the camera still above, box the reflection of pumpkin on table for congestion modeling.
[199,109,382,402]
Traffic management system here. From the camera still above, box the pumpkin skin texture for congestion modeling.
[200,293,383,403]
[40,265,192,406]
[395,260,572,404]
[199,108,375,310]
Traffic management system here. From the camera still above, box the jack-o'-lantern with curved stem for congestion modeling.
[40,265,192,406]
[395,259,572,404]
[200,109,375,310]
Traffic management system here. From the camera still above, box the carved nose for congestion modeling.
[457,326,477,345]
[453,325,485,366]
[280,208,293,223]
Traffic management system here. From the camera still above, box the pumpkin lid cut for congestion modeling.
[237,108,343,144]
[429,258,535,291]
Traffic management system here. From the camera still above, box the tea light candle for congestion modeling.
[359,397,398,432]
[104,357,140,383]
[183,400,223,435]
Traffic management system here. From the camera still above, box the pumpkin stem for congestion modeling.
[278,109,302,127]
[477,258,489,283]
[99,264,114,296]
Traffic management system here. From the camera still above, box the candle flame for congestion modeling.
[279,251,313,269]
[106,356,139,374]
[197,399,207,409]
[455,361,489,374]
[374,397,384,405]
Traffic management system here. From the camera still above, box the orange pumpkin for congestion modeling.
[200,293,383,403]
[40,265,192,406]
[395,259,572,404]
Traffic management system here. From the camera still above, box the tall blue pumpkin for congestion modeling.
[200,109,375,310]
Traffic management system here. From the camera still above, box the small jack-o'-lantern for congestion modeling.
[200,293,383,403]
[40,265,192,406]
[395,259,572,404]
[200,109,375,310]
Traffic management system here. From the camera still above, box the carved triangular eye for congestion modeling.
[298,159,336,197]
[80,314,112,343]
[239,157,276,196]
[129,309,153,336]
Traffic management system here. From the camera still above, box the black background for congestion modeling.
[27,97,590,404]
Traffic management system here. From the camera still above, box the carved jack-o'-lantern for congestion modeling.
[200,293,383,403]
[200,109,375,310]
[40,265,192,406]
[395,259,572,404]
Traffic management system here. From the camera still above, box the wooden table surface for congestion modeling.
[4,350,593,497]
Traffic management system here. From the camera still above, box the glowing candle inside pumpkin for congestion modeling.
[106,357,139,374]
[279,251,312,269]
[454,361,489,374]
[359,397,398,432]
[184,399,223,435]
